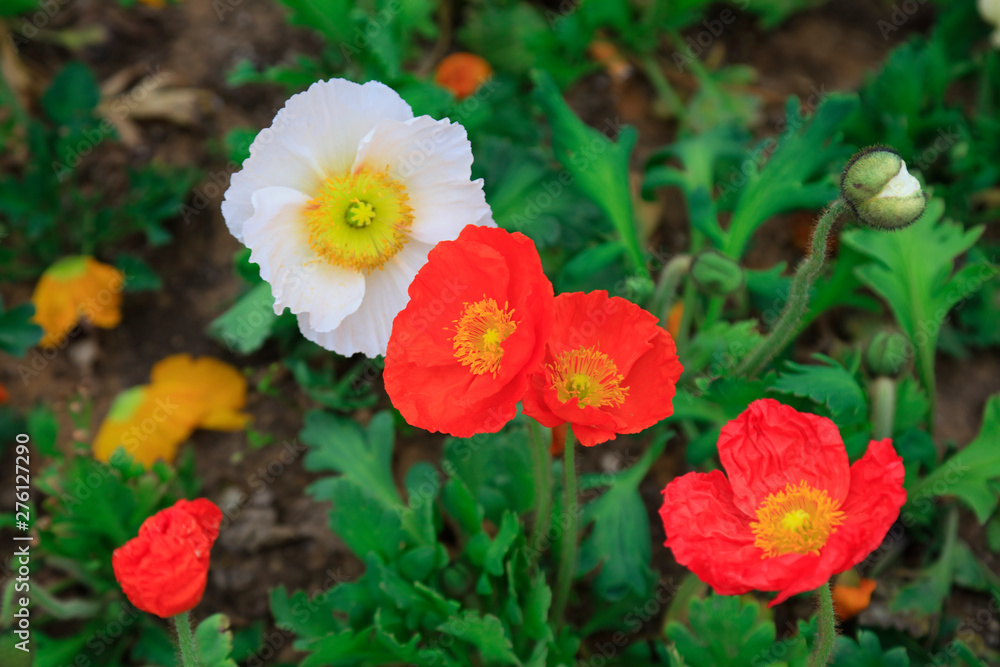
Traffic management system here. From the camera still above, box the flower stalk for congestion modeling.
[552,430,578,631]
[870,376,897,441]
[809,583,837,667]
[736,199,846,378]
[174,611,200,667]
[528,420,553,571]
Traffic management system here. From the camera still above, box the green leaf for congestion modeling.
[207,282,280,355]
[443,421,535,524]
[0,302,42,357]
[115,254,162,292]
[194,614,238,667]
[41,62,100,127]
[771,354,868,424]
[908,394,1000,523]
[579,437,666,601]
[831,630,910,667]
[892,509,958,615]
[724,93,858,258]
[532,70,646,276]
[668,595,777,667]
[843,199,993,409]
[437,612,520,666]
[302,410,400,509]
[26,405,58,458]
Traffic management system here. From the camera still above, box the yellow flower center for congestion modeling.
[303,167,413,273]
[452,298,518,377]
[550,347,628,408]
[751,480,845,558]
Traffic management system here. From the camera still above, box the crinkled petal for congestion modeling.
[820,438,907,573]
[660,470,760,596]
[353,115,494,245]
[223,79,413,241]
[298,242,431,357]
[243,186,366,333]
[718,399,851,516]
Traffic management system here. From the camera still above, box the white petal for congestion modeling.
[875,162,921,199]
[222,79,413,242]
[352,116,494,245]
[297,242,433,357]
[243,186,365,332]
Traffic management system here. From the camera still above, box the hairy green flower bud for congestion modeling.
[841,146,926,230]
[866,331,911,378]
[689,250,744,297]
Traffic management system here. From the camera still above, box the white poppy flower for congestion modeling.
[981,0,1000,47]
[222,79,494,357]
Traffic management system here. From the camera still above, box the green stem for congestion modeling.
[735,199,846,378]
[551,430,578,632]
[651,254,692,324]
[527,421,553,571]
[808,583,837,667]
[870,377,897,441]
[174,612,199,667]
[639,54,687,122]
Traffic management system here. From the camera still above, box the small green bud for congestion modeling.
[841,146,926,230]
[866,331,911,377]
[689,251,744,297]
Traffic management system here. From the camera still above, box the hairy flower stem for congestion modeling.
[174,612,199,667]
[736,199,846,378]
[870,377,898,441]
[552,431,578,632]
[528,421,553,571]
[809,583,837,666]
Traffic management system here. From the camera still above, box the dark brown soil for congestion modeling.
[1,0,997,663]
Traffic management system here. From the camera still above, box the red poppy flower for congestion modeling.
[112,498,222,618]
[384,225,553,437]
[521,291,683,447]
[659,399,906,606]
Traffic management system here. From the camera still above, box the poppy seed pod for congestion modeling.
[689,251,744,297]
[841,147,926,230]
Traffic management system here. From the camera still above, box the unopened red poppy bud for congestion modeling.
[112,499,222,618]
[841,147,926,230]
[866,331,910,378]
[689,251,744,297]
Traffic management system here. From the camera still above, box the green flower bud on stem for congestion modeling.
[866,331,911,378]
[690,251,744,298]
[841,146,926,230]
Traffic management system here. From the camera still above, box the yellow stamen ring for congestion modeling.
[452,298,518,377]
[750,480,845,558]
[549,347,628,408]
[303,167,413,273]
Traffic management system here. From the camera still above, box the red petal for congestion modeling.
[821,438,907,574]
[660,471,761,596]
[719,399,850,516]
[605,328,683,433]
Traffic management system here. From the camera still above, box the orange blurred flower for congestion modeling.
[832,578,877,621]
[32,256,124,348]
[434,53,492,100]
[588,40,632,82]
[0,382,8,404]
[93,354,249,466]
[666,303,684,340]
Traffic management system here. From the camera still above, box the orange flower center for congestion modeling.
[751,480,845,558]
[452,298,517,377]
[303,167,413,273]
[549,347,627,408]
